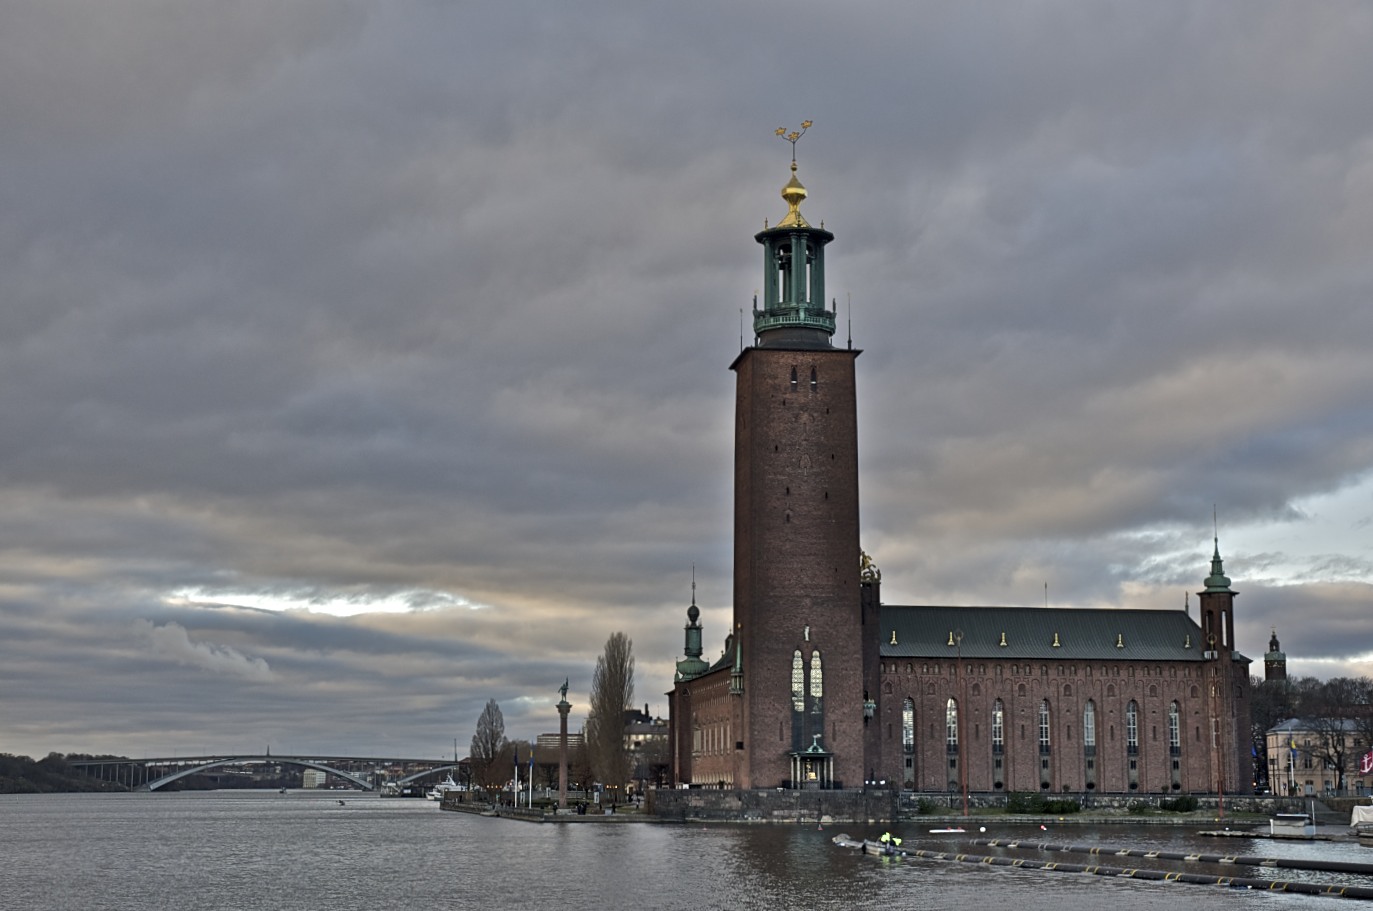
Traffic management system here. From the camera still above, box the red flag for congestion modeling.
[1360,749,1373,776]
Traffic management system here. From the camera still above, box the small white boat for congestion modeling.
[1270,812,1315,838]
[426,775,462,801]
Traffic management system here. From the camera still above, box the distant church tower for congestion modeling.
[1265,628,1288,682]
[728,143,865,789]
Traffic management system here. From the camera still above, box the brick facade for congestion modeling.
[875,653,1251,795]
[730,346,865,789]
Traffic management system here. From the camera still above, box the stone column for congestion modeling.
[557,696,572,809]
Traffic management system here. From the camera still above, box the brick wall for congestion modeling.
[877,657,1251,796]
[733,346,865,788]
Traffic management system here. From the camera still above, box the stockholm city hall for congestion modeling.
[665,132,1253,799]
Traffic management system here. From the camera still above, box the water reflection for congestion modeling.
[0,793,1363,911]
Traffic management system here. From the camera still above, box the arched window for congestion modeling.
[992,699,1005,753]
[1168,702,1181,753]
[1126,701,1139,753]
[790,366,798,390]
[810,651,823,711]
[902,698,915,753]
[810,366,818,391]
[1039,701,1051,753]
[791,651,804,712]
[1083,699,1098,790]
[946,698,959,749]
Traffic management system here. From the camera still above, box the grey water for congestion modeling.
[0,791,1366,910]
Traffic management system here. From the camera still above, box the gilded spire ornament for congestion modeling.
[773,121,814,228]
[775,120,813,161]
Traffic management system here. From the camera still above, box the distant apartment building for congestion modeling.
[1267,718,1373,796]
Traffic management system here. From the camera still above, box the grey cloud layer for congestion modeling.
[2,1,1371,758]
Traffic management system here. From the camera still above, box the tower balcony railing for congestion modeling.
[753,307,835,336]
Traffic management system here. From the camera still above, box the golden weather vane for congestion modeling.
[774,120,813,163]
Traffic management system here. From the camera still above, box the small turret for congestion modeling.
[675,579,709,682]
[1197,535,1237,655]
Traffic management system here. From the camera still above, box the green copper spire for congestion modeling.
[1203,537,1233,593]
[675,574,709,682]
[753,123,835,348]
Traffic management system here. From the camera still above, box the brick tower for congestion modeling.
[729,143,865,789]
[1196,537,1253,802]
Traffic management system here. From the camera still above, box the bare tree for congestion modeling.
[469,699,509,797]
[1250,675,1296,791]
[1307,677,1366,794]
[587,632,635,803]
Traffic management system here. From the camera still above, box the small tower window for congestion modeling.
[790,367,798,391]
[810,367,818,391]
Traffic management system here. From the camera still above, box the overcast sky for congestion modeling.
[3,1,1372,762]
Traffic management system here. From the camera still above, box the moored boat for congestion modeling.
[426,775,462,801]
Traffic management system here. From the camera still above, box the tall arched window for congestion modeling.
[1038,700,1051,753]
[1083,700,1098,790]
[1168,700,1182,790]
[791,651,804,712]
[789,366,798,390]
[1126,701,1139,753]
[809,366,818,391]
[809,650,823,709]
[991,699,1005,753]
[945,698,959,749]
[902,698,915,753]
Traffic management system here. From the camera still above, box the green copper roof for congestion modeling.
[878,604,1249,663]
[1203,538,1234,593]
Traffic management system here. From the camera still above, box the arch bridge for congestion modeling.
[142,756,374,791]
[67,754,461,792]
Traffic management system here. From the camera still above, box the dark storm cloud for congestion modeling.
[3,1,1373,758]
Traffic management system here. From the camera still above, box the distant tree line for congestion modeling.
[1252,675,1373,793]
[0,753,126,794]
